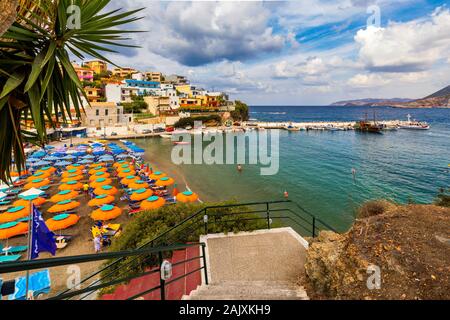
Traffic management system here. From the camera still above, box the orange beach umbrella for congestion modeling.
[14,197,46,207]
[50,190,79,203]
[155,177,174,187]
[140,196,166,210]
[113,161,129,168]
[88,194,115,207]
[89,162,105,168]
[61,174,84,182]
[93,185,118,196]
[37,166,56,174]
[90,177,112,189]
[128,180,149,190]
[24,178,50,190]
[117,169,136,178]
[88,166,107,175]
[27,171,51,181]
[120,175,138,186]
[89,171,110,181]
[48,199,80,213]
[0,221,28,239]
[59,180,83,191]
[62,169,83,177]
[46,213,80,231]
[149,171,166,180]
[176,190,199,203]
[67,164,85,171]
[0,205,30,224]
[91,205,122,221]
[115,163,133,171]
[130,188,153,201]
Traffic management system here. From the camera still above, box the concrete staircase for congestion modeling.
[183,281,309,300]
[183,228,310,300]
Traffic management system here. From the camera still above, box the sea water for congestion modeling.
[135,106,450,231]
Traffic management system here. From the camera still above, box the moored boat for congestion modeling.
[399,114,430,130]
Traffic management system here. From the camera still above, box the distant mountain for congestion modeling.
[331,98,412,107]
[424,85,450,99]
[332,85,450,108]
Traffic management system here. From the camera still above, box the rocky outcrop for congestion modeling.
[304,231,368,298]
[304,204,450,300]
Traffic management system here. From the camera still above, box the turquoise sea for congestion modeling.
[135,106,450,231]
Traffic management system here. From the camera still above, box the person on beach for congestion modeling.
[83,183,89,197]
[94,234,101,253]
[237,164,242,173]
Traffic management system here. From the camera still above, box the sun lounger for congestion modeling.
[1,245,28,255]
[0,200,11,206]
[39,186,51,191]
[0,254,21,263]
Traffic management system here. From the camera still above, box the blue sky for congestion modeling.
[101,0,450,105]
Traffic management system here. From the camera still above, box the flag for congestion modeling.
[30,205,56,259]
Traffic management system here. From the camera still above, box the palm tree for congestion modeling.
[0,0,143,182]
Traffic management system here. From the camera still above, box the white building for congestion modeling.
[105,84,139,103]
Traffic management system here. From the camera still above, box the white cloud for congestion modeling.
[347,73,390,87]
[130,1,286,66]
[355,7,450,72]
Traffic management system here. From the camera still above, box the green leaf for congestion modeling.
[0,71,25,99]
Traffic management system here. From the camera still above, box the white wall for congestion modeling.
[105,84,122,103]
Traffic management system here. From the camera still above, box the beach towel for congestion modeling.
[9,269,51,300]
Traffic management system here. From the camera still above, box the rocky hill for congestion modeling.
[331,98,412,107]
[332,85,450,108]
[303,201,450,300]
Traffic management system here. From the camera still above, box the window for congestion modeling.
[117,108,121,114]
[95,109,99,116]
[105,109,109,116]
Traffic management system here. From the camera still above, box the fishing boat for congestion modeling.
[285,123,300,131]
[399,114,430,130]
[354,112,383,133]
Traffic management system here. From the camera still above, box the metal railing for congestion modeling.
[1,199,336,300]
[0,242,207,300]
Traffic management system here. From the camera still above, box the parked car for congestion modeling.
[111,132,118,136]
[165,127,174,132]
[153,127,165,133]
[142,129,152,134]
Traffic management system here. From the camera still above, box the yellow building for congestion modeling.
[112,67,138,78]
[84,87,103,102]
[175,85,193,96]
[84,60,107,75]
[198,95,219,108]
[145,72,163,82]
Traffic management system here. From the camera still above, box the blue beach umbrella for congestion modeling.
[31,160,51,167]
[54,160,72,167]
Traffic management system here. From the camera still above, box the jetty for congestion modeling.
[245,119,410,131]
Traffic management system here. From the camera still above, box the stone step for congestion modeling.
[183,282,309,300]
[209,280,301,290]
[192,286,306,297]
[187,292,309,300]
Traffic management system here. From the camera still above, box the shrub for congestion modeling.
[99,201,268,290]
[174,115,222,128]
[435,188,450,207]
[357,200,395,218]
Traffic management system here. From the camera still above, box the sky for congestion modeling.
[101,0,450,105]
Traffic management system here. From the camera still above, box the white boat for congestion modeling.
[399,114,430,130]
[159,134,172,139]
